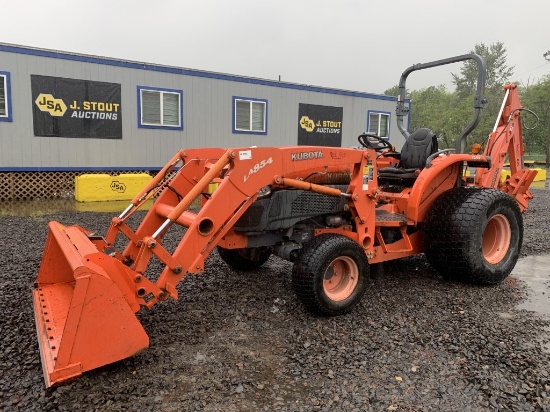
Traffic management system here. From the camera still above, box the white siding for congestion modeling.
[0,45,409,170]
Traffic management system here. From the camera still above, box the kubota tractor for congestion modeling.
[33,54,537,387]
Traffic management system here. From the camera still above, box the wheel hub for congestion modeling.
[323,256,359,302]
[482,214,511,264]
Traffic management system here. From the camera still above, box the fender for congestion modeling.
[407,153,491,224]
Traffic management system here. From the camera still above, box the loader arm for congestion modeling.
[106,146,371,305]
[33,145,374,387]
[474,84,537,211]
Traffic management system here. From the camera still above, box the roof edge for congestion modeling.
[0,42,408,102]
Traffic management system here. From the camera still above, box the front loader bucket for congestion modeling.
[33,221,149,387]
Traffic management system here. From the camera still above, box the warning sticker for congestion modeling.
[239,150,252,160]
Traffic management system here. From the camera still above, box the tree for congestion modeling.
[408,85,471,149]
[452,42,515,97]
[383,85,400,97]
[521,75,550,166]
[452,42,515,146]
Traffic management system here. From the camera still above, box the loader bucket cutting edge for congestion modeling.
[33,221,149,387]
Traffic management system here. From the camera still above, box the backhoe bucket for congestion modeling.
[33,221,149,387]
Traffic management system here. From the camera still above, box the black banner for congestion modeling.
[297,103,343,147]
[31,75,122,139]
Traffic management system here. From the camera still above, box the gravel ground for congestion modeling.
[1,189,549,411]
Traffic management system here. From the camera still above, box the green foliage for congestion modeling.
[452,42,514,97]
[383,85,400,96]
[451,42,515,148]
[408,85,468,148]
[520,75,550,158]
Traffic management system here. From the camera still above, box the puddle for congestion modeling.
[0,199,153,216]
[512,255,550,316]
[512,255,550,354]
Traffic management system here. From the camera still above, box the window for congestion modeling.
[232,97,267,135]
[0,71,12,122]
[367,111,390,139]
[137,86,183,130]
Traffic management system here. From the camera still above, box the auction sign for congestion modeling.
[31,75,122,139]
[297,103,343,147]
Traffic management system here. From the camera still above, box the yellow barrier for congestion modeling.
[533,168,547,182]
[208,182,219,194]
[500,168,547,183]
[500,169,510,183]
[75,173,153,202]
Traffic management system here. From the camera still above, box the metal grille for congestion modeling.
[291,191,342,215]
[0,171,153,201]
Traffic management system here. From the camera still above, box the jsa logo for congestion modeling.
[110,181,127,193]
[244,157,273,182]
[299,116,315,132]
[35,94,67,116]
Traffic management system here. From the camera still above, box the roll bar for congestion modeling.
[395,54,487,154]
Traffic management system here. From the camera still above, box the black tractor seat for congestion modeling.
[378,128,438,186]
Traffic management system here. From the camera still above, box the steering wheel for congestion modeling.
[357,133,394,152]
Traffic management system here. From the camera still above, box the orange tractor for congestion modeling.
[33,54,537,387]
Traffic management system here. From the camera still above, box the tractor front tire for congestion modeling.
[292,234,369,316]
[424,187,522,285]
[217,246,272,271]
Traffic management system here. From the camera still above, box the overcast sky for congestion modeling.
[2,0,549,94]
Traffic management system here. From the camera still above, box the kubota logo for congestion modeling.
[35,93,67,117]
[291,150,324,161]
[299,116,315,132]
[110,181,126,193]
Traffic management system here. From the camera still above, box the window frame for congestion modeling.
[137,86,183,130]
[0,71,13,122]
[366,110,391,139]
[232,96,268,135]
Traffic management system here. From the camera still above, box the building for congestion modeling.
[0,43,410,200]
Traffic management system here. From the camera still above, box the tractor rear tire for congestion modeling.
[423,187,522,285]
[217,246,272,271]
[292,234,369,316]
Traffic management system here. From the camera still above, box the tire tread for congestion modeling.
[292,234,369,316]
[424,187,522,285]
